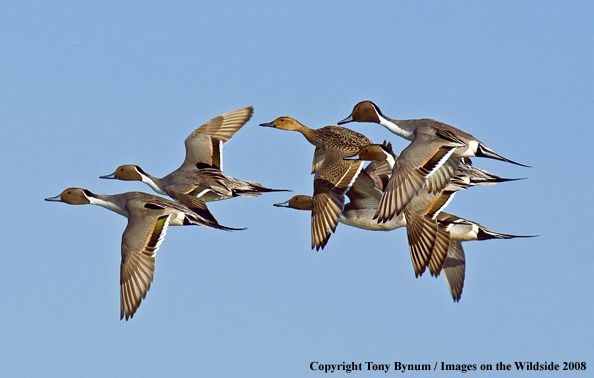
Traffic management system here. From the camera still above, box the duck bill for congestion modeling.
[259,121,276,128]
[99,173,116,179]
[343,153,361,160]
[273,200,291,207]
[337,114,353,125]
[45,194,62,202]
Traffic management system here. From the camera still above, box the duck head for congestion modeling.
[345,142,395,161]
[259,116,305,131]
[100,165,145,181]
[45,187,95,205]
[338,100,383,125]
[273,195,313,211]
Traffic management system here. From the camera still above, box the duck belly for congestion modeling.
[340,209,406,231]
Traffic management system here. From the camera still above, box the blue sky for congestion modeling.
[1,1,593,377]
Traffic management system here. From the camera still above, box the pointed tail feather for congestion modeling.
[477,227,538,240]
[216,224,248,231]
[476,144,531,167]
[176,193,246,231]
[229,177,291,197]
[233,187,291,197]
[454,165,527,187]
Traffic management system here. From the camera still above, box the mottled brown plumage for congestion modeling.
[260,116,372,250]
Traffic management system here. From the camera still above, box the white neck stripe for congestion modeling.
[141,175,167,195]
[378,115,413,140]
[88,197,128,217]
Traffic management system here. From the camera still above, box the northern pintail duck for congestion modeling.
[436,212,535,301]
[101,107,287,211]
[346,143,519,276]
[45,188,241,320]
[338,100,529,222]
[275,194,532,301]
[260,117,373,250]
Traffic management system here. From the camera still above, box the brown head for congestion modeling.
[100,165,144,181]
[259,116,306,131]
[273,195,313,211]
[345,142,395,161]
[337,100,383,124]
[45,187,95,205]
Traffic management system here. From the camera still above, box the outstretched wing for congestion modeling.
[375,133,462,222]
[311,159,364,250]
[120,211,171,320]
[311,146,326,174]
[346,170,383,210]
[442,241,466,302]
[182,107,254,170]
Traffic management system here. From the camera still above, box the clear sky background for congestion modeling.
[1,1,592,377]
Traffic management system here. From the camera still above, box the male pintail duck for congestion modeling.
[436,212,536,301]
[101,107,288,211]
[260,116,373,250]
[275,194,533,301]
[45,188,242,320]
[345,142,522,277]
[338,100,529,222]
